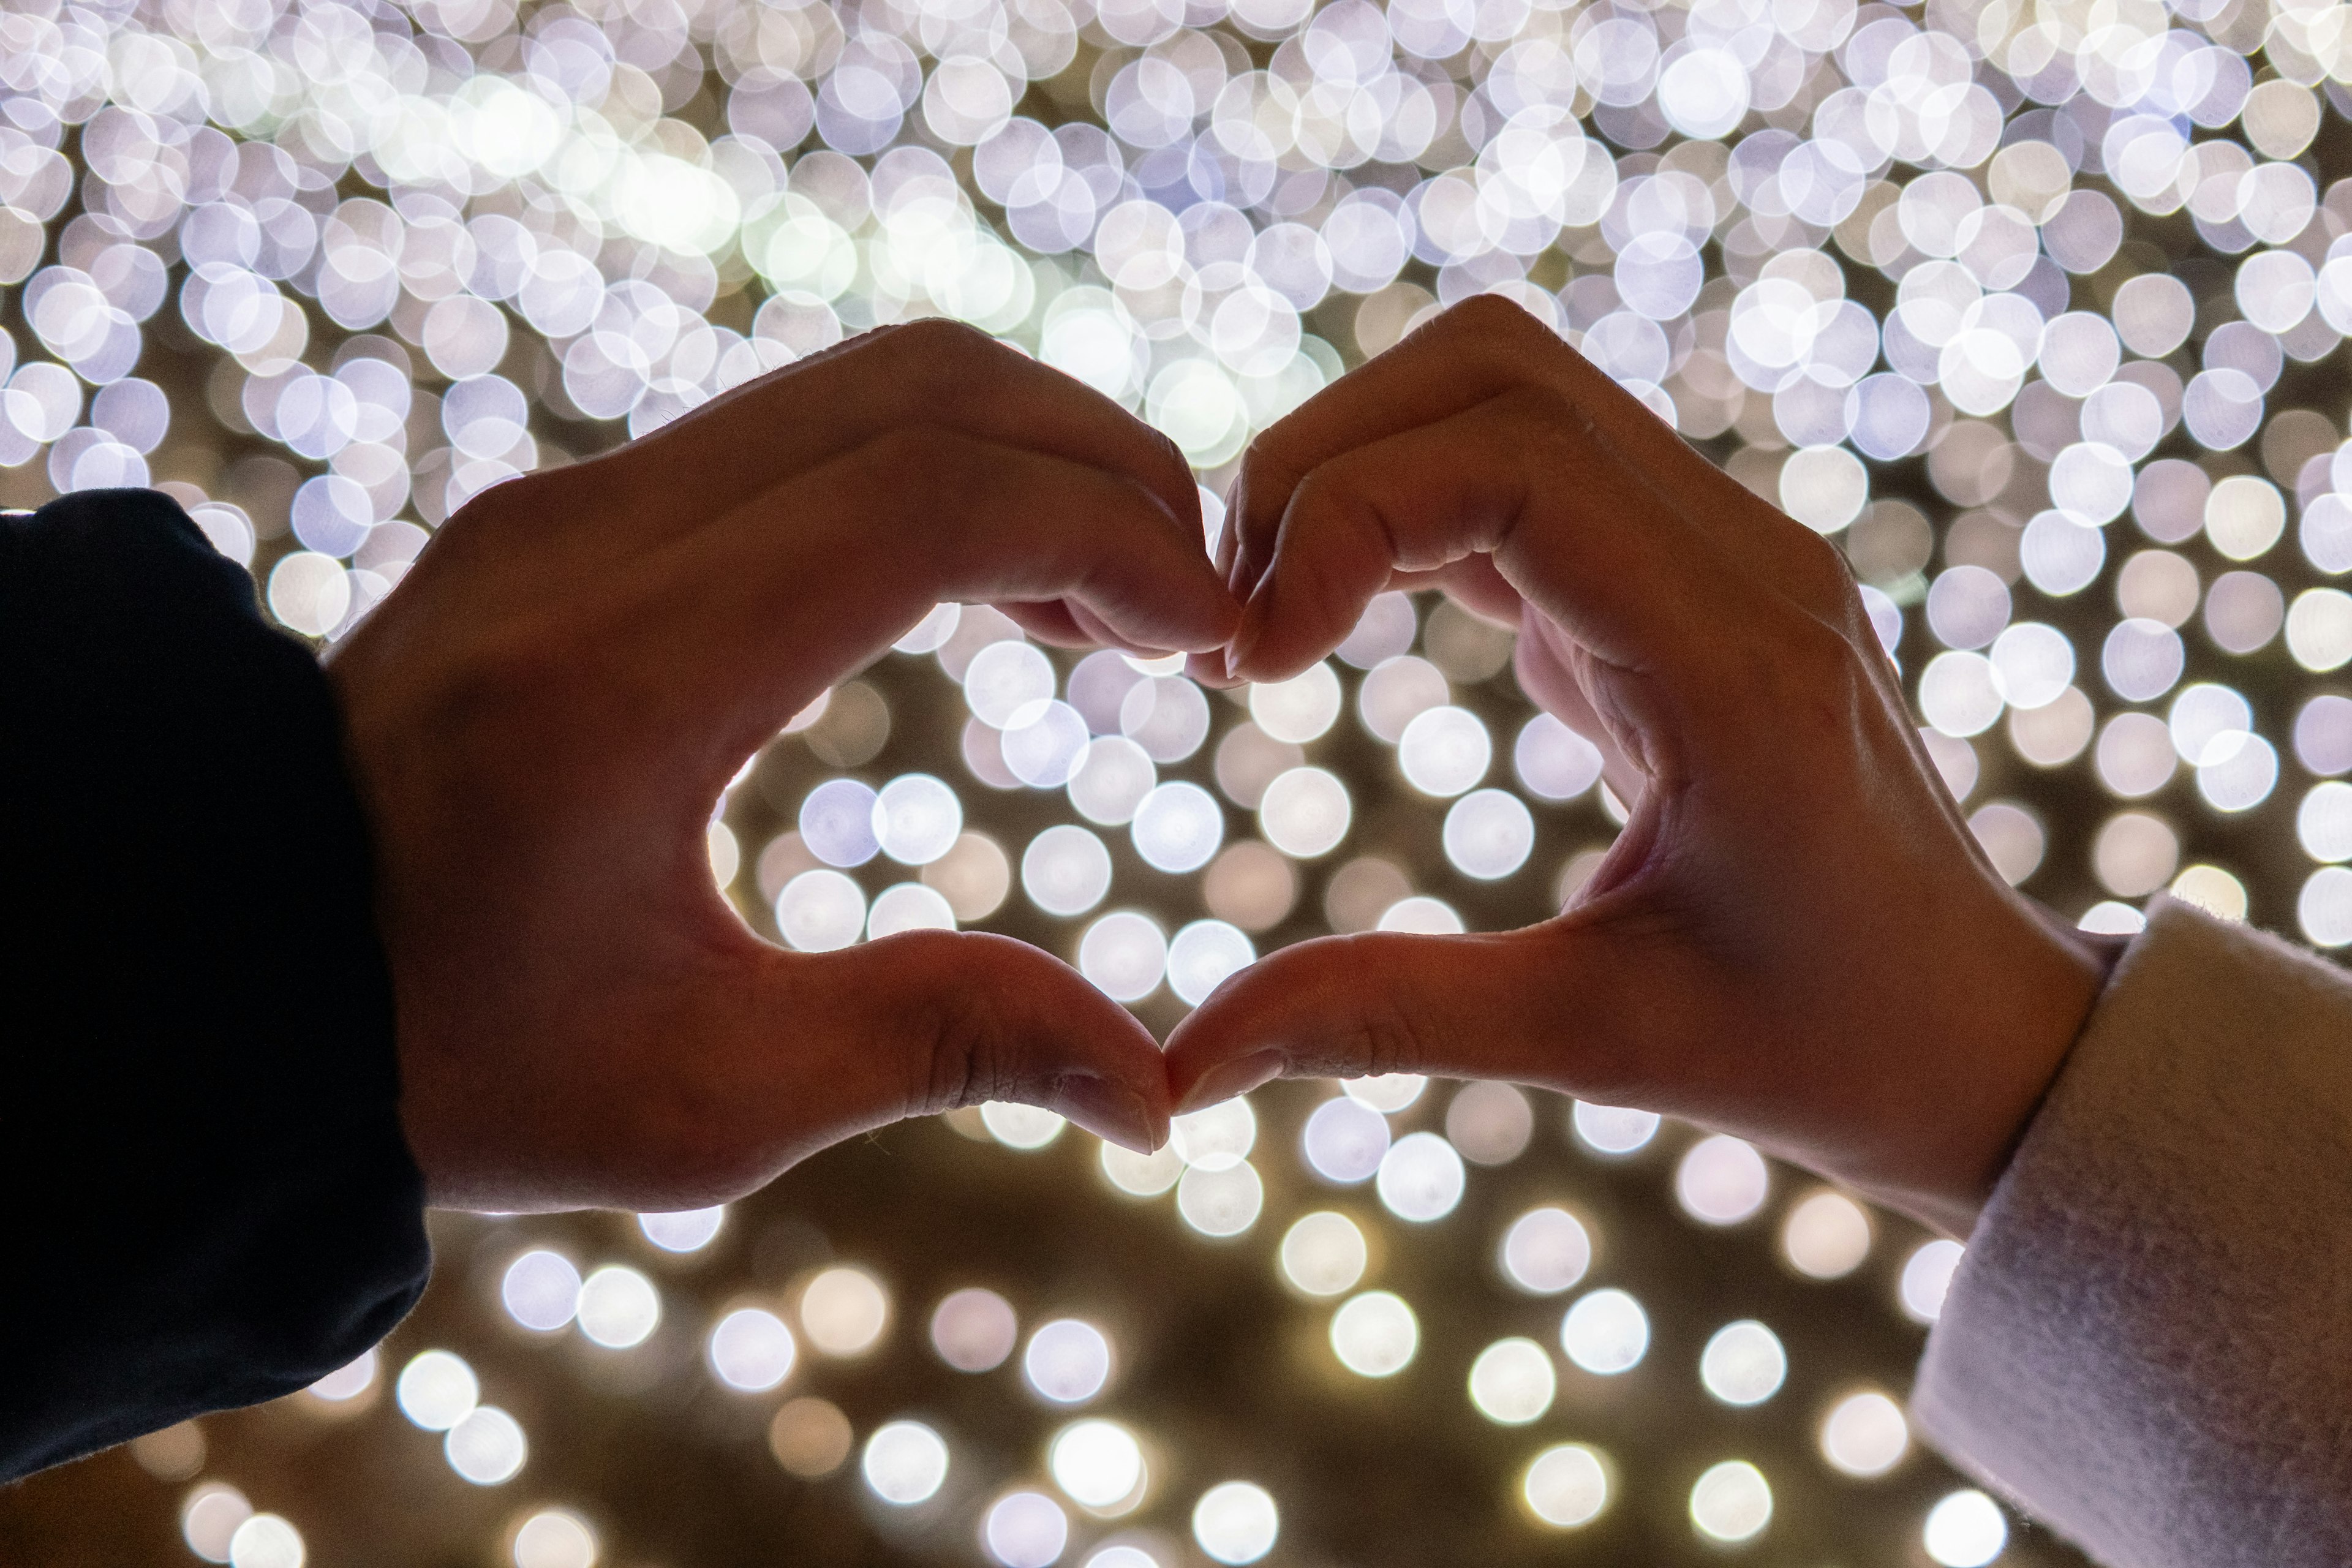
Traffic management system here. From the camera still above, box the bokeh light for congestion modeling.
[14,0,2324,1557]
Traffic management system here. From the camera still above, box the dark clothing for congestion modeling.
[1,490,428,1483]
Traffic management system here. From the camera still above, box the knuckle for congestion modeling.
[1447,291,1531,329]
[1758,603,1867,725]
[1444,292,1544,345]
[1338,993,1439,1079]
[887,317,1001,399]
[1779,519,1860,614]
[861,423,983,507]
[1494,379,1581,434]
[895,933,1025,1114]
[894,314,995,363]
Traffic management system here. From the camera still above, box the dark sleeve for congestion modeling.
[0,489,429,1483]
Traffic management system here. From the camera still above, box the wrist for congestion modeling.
[1888,905,2130,1238]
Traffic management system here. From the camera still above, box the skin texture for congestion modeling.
[333,300,2114,1240]
[328,320,1237,1213]
[1166,297,2120,1238]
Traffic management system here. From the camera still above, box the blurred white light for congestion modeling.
[869,881,957,938]
[638,1207,725,1253]
[1342,1074,1426,1112]
[1572,1102,1660,1155]
[396,1349,478,1431]
[1376,895,1464,933]
[967,640,1056,727]
[1337,595,1417,668]
[444,1406,527,1485]
[502,1250,582,1332]
[511,1510,597,1568]
[894,603,961,654]
[800,778,880,867]
[777,869,867,952]
[864,1420,951,1505]
[708,1308,797,1392]
[578,1266,661,1349]
[1027,1319,1114,1403]
[802,1266,889,1357]
[1171,1096,1257,1171]
[1523,1445,1610,1528]
[931,1287,1020,1372]
[1442,789,1535,879]
[1447,1082,1534,1165]
[1167,919,1256,1006]
[1301,1094,1390,1183]
[1376,1131,1466,1222]
[1359,655,1450,742]
[1004,701,1093,788]
[1100,1139,1186,1196]
[1501,1207,1593,1295]
[984,1102,1068,1149]
[1192,1482,1279,1565]
[1561,1288,1648,1374]
[1079,911,1169,1001]
[1820,1390,1911,1477]
[1250,663,1343,742]
[183,1484,252,1562]
[1257,766,1352,857]
[1068,736,1158,825]
[1120,675,1213,761]
[984,1491,1069,1568]
[1024,824,1114,916]
[307,1349,376,1403]
[1781,1191,1872,1280]
[228,1515,306,1568]
[873,774,963,864]
[1901,1239,1966,1323]
[1515,714,1605,801]
[1675,1135,1769,1224]
[1280,1211,1368,1297]
[2301,865,2352,946]
[1689,1461,1773,1543]
[1049,1419,1145,1512]
[1924,1491,2010,1567]
[1132,782,1226,872]
[1178,1159,1265,1237]
[1330,1291,1418,1376]
[1398,706,1491,796]
[1468,1338,1557,1424]
[1699,1321,1787,1406]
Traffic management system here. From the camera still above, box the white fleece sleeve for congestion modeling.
[1912,897,2352,1567]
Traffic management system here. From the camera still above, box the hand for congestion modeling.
[328,320,1236,1213]
[1168,297,2118,1237]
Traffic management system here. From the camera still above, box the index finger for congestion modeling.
[1225,296,1796,606]
[557,318,1205,547]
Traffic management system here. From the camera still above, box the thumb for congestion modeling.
[1162,926,1651,1114]
[752,929,1174,1157]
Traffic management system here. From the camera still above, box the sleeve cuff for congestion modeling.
[1912,897,2352,1567]
[0,491,430,1480]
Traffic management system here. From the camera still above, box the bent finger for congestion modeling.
[557,320,1205,549]
[1224,386,1752,692]
[1228,297,1843,620]
[641,426,1240,750]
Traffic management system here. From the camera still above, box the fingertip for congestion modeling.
[1178,1049,1286,1116]
[1185,650,1242,688]
[1056,1073,1169,1155]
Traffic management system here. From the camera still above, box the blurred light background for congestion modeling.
[2,0,2348,1561]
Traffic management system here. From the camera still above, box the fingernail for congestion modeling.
[1224,605,1263,682]
[1057,1077,1163,1155]
[1174,1048,1286,1117]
